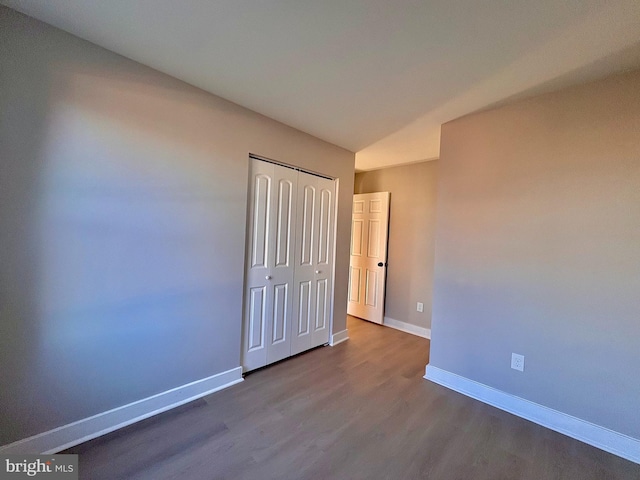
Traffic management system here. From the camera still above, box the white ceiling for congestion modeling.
[4,0,640,170]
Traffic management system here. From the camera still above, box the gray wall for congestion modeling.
[355,161,438,329]
[430,70,640,438]
[0,6,354,446]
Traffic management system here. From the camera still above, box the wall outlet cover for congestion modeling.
[417,302,424,312]
[511,353,525,372]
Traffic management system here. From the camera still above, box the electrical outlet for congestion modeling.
[511,353,525,372]
[417,302,424,312]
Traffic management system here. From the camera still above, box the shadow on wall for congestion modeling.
[0,59,244,444]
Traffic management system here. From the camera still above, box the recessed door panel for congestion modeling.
[275,179,294,268]
[248,286,266,351]
[315,278,328,330]
[317,188,332,265]
[297,281,311,335]
[349,266,361,303]
[272,284,288,344]
[300,185,315,266]
[367,219,380,258]
[251,175,271,269]
[291,276,313,355]
[369,199,382,213]
[351,219,363,256]
[365,269,377,307]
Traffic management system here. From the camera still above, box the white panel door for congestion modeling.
[347,192,390,324]
[266,166,298,364]
[243,160,297,371]
[311,175,335,348]
[291,172,335,354]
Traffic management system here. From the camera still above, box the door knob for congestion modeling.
[315,270,321,274]
[377,262,384,267]
[265,275,272,280]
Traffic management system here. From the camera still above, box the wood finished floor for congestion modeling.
[66,316,640,479]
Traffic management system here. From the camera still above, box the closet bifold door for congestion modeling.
[243,160,298,371]
[291,172,335,355]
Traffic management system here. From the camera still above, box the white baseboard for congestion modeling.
[424,365,640,465]
[383,316,431,339]
[330,329,349,346]
[0,367,244,455]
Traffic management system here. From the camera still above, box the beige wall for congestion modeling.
[355,161,438,329]
[0,6,354,446]
[430,70,640,438]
